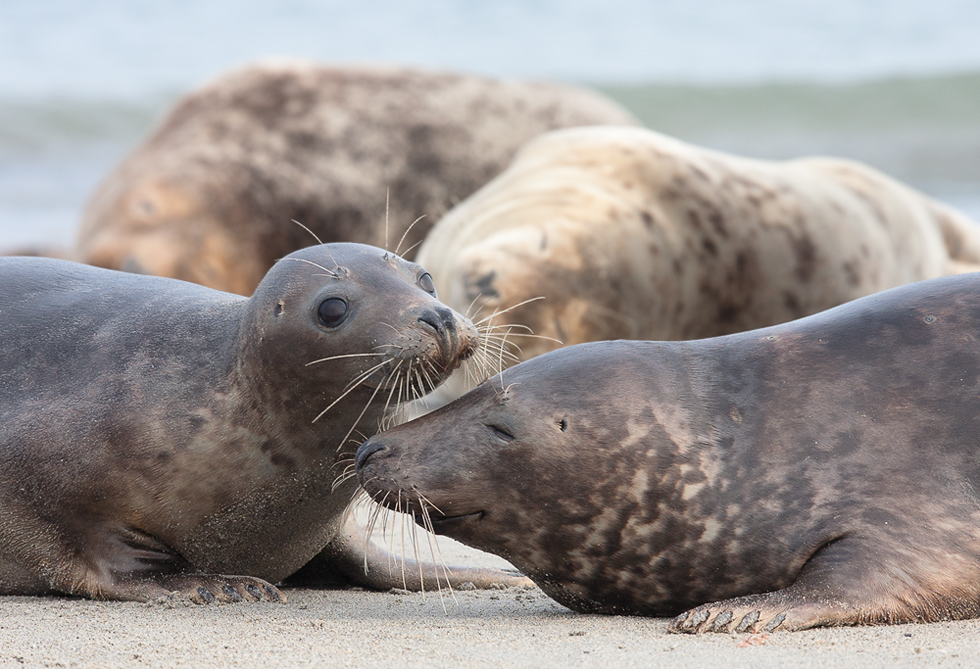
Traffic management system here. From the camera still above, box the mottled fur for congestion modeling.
[357,274,980,631]
[77,61,638,295]
[418,126,980,400]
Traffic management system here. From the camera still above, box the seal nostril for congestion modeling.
[355,440,388,469]
[435,307,457,334]
[418,310,443,334]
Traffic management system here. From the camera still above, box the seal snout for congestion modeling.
[355,439,387,470]
[417,307,457,337]
[414,305,478,365]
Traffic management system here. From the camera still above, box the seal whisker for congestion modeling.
[393,214,426,258]
[305,352,388,366]
[383,189,390,255]
[473,297,545,325]
[476,335,523,362]
[418,361,439,397]
[410,512,425,597]
[331,460,358,492]
[279,256,339,278]
[291,219,326,246]
[340,358,394,394]
[362,492,390,575]
[415,492,457,606]
[379,360,406,431]
[337,372,389,451]
[312,359,392,424]
[398,239,425,259]
[463,294,484,320]
[398,494,409,590]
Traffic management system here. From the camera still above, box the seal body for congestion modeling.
[418,126,980,397]
[357,273,980,631]
[77,61,638,295]
[0,243,522,602]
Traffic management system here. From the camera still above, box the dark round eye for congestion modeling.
[418,272,436,295]
[317,298,349,328]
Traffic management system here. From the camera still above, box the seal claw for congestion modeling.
[196,587,215,604]
[710,610,733,632]
[763,613,787,632]
[735,611,761,633]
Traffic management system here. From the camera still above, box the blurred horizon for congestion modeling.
[2,0,979,248]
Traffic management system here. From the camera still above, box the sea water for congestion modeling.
[1,0,979,249]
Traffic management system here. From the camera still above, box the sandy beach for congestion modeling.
[1,533,977,669]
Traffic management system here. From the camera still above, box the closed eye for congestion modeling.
[488,424,515,442]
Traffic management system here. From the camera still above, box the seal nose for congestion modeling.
[418,307,460,353]
[418,307,457,335]
[355,439,388,470]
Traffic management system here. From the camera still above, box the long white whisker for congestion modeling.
[474,297,546,325]
[312,360,391,423]
[337,373,388,451]
[306,352,388,366]
[279,256,339,278]
[292,219,325,246]
[394,214,426,257]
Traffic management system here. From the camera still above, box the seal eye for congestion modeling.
[418,272,436,295]
[317,298,349,328]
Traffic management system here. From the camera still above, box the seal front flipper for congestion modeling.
[285,512,532,591]
[47,527,284,604]
[668,535,980,633]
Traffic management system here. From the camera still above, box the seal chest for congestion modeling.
[356,273,980,632]
[0,242,528,602]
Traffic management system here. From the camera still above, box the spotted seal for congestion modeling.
[356,273,980,631]
[0,242,524,602]
[417,126,980,400]
[76,61,639,295]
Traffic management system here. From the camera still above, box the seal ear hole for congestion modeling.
[487,424,515,442]
[275,299,285,318]
[558,418,569,432]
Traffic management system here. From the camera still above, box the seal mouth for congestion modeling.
[421,510,485,532]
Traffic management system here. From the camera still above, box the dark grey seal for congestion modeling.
[0,242,523,602]
[356,273,980,631]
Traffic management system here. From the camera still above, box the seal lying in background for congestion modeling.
[418,126,980,398]
[76,61,638,295]
[357,273,980,632]
[0,243,525,602]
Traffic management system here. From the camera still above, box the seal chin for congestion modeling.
[424,511,485,533]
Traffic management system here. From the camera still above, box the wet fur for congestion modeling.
[357,273,980,631]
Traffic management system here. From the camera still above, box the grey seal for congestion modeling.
[357,273,980,631]
[417,126,980,401]
[0,242,523,602]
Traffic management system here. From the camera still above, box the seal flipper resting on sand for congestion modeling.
[0,243,525,602]
[356,273,980,631]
